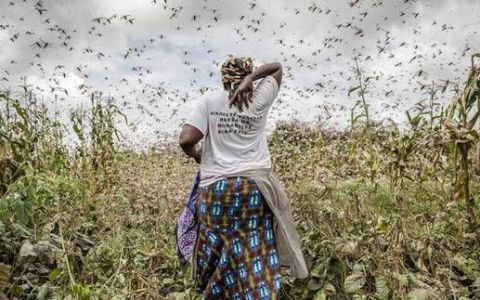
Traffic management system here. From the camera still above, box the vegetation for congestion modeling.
[1,55,480,299]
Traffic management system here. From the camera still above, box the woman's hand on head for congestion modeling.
[229,75,253,112]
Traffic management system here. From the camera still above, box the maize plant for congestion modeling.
[396,86,446,189]
[0,94,35,197]
[387,131,418,190]
[349,57,380,184]
[88,93,128,193]
[443,53,480,229]
[349,57,372,132]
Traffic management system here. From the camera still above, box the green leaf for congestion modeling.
[452,253,480,280]
[376,216,389,233]
[308,277,324,291]
[344,271,365,294]
[375,275,390,299]
[0,263,11,290]
[49,268,63,281]
[314,290,327,300]
[36,283,50,300]
[406,288,442,300]
[162,278,175,285]
[14,199,28,225]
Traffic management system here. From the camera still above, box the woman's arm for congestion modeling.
[247,62,282,85]
[179,124,203,164]
[229,62,282,111]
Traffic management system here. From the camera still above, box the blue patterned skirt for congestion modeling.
[192,176,282,299]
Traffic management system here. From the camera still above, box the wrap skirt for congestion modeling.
[192,176,282,299]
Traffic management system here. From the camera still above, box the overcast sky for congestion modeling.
[0,0,479,148]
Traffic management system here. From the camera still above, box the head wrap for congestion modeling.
[220,55,254,101]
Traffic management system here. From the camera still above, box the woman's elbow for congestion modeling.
[179,133,196,153]
[178,135,189,151]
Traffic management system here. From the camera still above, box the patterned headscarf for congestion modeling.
[221,55,254,101]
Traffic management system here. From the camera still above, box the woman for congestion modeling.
[179,55,309,299]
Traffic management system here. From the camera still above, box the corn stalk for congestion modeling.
[443,53,480,230]
[89,93,127,193]
[349,57,378,184]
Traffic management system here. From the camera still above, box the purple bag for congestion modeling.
[175,171,201,264]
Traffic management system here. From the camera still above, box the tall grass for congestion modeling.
[0,55,479,299]
[0,89,127,298]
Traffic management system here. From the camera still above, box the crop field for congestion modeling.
[1,59,480,299]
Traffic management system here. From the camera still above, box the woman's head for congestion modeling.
[221,55,253,94]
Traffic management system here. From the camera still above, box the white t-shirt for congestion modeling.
[184,75,279,187]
